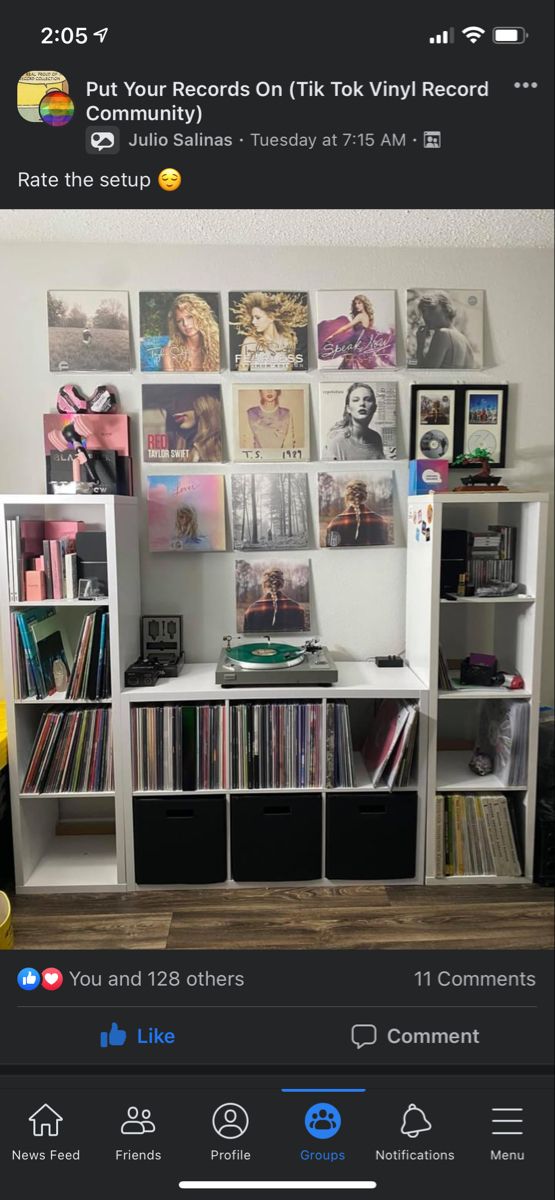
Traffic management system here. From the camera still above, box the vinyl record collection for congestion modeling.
[11,609,70,700]
[361,699,419,788]
[230,702,322,790]
[326,702,355,788]
[66,609,111,701]
[131,704,226,792]
[22,708,113,794]
[435,793,522,878]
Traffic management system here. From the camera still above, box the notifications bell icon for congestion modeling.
[401,1103,432,1139]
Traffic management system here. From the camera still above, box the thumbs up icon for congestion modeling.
[17,967,41,991]
[100,1021,127,1048]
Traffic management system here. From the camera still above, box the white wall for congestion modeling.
[0,241,552,702]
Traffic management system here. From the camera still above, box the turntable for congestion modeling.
[215,637,338,687]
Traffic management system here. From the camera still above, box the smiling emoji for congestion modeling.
[158,167,182,192]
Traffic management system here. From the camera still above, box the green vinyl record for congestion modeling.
[227,642,304,667]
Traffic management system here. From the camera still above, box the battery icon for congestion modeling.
[492,26,528,43]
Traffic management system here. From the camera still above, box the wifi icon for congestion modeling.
[462,25,486,43]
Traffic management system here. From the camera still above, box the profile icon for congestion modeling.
[212,1103,249,1140]
[17,70,74,125]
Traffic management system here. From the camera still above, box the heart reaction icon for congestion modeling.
[41,968,64,991]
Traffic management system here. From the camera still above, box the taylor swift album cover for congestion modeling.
[47,290,131,372]
[233,384,310,462]
[139,292,221,372]
[318,471,395,548]
[235,558,310,633]
[142,384,223,463]
[320,380,398,460]
[317,290,396,369]
[147,474,226,552]
[231,472,309,551]
[229,291,309,371]
[406,289,484,368]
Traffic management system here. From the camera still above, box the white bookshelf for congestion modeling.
[122,661,429,890]
[0,495,141,893]
[406,491,549,885]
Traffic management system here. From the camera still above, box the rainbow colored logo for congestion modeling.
[39,88,75,126]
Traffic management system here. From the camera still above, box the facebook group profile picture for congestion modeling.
[17,967,41,991]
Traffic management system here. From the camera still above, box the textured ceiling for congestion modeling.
[1,209,553,246]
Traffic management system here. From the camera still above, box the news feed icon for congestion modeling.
[17,71,74,125]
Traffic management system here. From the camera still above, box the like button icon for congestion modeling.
[17,967,41,992]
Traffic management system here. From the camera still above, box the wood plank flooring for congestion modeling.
[10,884,554,950]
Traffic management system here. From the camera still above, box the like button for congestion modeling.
[17,967,41,991]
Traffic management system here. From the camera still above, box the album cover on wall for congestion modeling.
[147,475,226,552]
[142,384,223,463]
[233,384,309,461]
[318,471,395,547]
[406,289,484,369]
[139,292,221,372]
[410,385,508,466]
[231,473,309,552]
[47,290,131,372]
[229,291,309,371]
[317,290,396,369]
[235,558,310,633]
[320,381,398,460]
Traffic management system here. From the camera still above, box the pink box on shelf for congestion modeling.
[25,570,46,601]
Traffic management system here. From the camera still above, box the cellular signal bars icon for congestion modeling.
[429,28,455,44]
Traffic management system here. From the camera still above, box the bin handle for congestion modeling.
[166,809,194,819]
[359,804,387,815]
[264,805,291,816]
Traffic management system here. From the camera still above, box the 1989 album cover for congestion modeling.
[233,384,309,461]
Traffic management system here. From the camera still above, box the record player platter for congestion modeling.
[216,638,338,686]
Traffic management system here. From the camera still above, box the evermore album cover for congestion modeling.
[235,558,310,634]
[318,471,395,548]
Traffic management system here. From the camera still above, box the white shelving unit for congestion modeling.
[122,660,429,889]
[406,491,549,885]
[0,495,141,893]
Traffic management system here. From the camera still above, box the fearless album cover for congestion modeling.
[317,290,396,369]
[318,471,395,548]
[147,474,226,552]
[406,289,484,369]
[320,380,398,461]
[235,558,310,634]
[142,384,223,463]
[231,472,309,551]
[229,291,309,371]
[139,292,221,372]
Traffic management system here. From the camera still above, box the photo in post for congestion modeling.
[142,384,223,463]
[147,474,226,552]
[233,384,309,461]
[139,291,221,371]
[317,290,397,369]
[229,291,309,371]
[406,288,484,368]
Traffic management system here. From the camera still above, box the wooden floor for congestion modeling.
[10,884,554,950]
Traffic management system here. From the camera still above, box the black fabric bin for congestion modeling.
[133,795,227,884]
[326,792,417,880]
[231,792,322,881]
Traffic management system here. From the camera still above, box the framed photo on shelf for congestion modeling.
[232,383,310,462]
[410,384,508,466]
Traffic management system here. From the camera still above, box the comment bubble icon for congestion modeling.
[351,1023,377,1049]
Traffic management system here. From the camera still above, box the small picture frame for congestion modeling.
[410,384,508,467]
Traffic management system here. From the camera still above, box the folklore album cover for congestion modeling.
[231,472,309,551]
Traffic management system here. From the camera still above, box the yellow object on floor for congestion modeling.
[0,701,7,771]
[0,891,12,949]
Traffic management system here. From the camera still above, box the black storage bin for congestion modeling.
[0,767,15,890]
[133,796,227,884]
[231,793,322,881]
[326,792,418,880]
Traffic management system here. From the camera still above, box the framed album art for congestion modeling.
[232,384,310,462]
[317,290,396,369]
[228,291,309,371]
[406,289,484,369]
[410,384,508,466]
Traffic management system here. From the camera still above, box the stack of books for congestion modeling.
[326,702,355,788]
[435,792,522,877]
[467,525,516,590]
[6,518,85,602]
[131,704,226,792]
[361,699,419,788]
[230,703,322,790]
[66,610,111,701]
[22,708,113,794]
